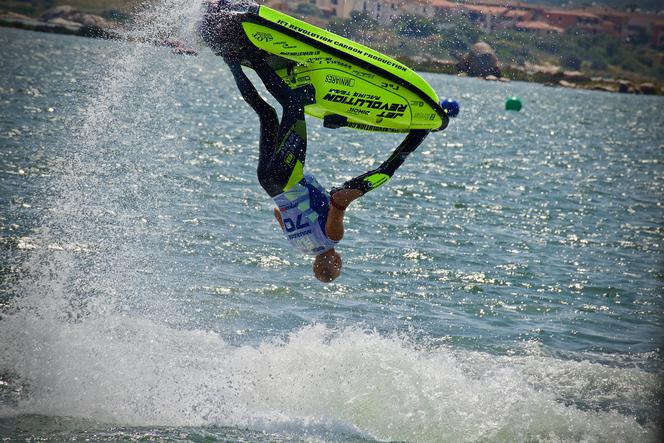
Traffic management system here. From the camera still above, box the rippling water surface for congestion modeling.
[0,3,663,441]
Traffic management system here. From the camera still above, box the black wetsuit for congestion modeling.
[226,58,309,196]
[200,0,429,198]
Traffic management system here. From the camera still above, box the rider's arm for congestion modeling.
[325,189,362,242]
[273,208,285,232]
[332,130,429,195]
[325,131,428,241]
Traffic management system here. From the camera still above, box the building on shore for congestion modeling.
[514,20,563,35]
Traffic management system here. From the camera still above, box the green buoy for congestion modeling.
[505,96,522,111]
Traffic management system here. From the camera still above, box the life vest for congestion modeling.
[272,173,337,256]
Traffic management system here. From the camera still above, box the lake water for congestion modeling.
[0,3,663,442]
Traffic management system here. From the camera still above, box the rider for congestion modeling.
[199,1,429,282]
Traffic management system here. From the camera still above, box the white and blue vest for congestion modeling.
[272,173,337,256]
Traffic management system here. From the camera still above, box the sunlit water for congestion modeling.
[0,2,663,441]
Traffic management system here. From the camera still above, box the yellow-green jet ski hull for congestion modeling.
[240,6,448,133]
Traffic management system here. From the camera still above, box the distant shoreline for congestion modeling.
[398,55,663,96]
[0,13,119,39]
[2,15,661,97]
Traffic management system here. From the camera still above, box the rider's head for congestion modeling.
[313,249,342,283]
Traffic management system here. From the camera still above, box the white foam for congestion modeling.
[0,316,658,442]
